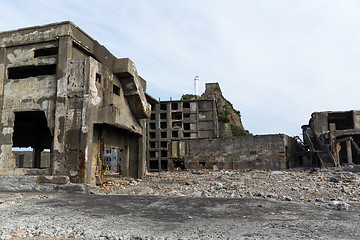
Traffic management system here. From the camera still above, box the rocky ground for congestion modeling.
[99,168,360,211]
[0,167,359,239]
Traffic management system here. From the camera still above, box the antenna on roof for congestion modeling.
[194,76,199,96]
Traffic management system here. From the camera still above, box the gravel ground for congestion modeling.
[99,168,360,211]
[0,168,359,239]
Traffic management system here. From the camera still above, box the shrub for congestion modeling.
[181,94,196,100]
[230,124,251,136]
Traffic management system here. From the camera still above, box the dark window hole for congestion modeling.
[161,141,167,148]
[8,64,57,79]
[160,122,167,129]
[34,47,58,57]
[113,84,120,95]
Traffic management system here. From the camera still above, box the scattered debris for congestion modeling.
[96,169,359,210]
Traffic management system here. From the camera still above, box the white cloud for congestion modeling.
[1,0,360,136]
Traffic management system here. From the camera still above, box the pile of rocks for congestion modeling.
[98,168,359,210]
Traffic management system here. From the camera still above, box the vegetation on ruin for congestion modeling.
[218,109,231,123]
[230,124,251,136]
[181,94,197,100]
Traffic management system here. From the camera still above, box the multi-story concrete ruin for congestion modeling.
[302,110,360,167]
[0,22,150,185]
[147,96,219,171]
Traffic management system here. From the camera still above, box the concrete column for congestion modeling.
[346,140,353,164]
[33,148,42,168]
[329,123,338,166]
[138,119,146,178]
[52,36,73,176]
[122,137,130,176]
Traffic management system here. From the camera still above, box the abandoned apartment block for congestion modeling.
[302,110,360,167]
[0,22,151,185]
[147,98,219,171]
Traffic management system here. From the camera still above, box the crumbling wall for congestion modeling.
[170,134,300,170]
[0,40,58,176]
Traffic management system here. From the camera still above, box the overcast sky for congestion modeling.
[1,0,359,137]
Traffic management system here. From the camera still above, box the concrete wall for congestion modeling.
[169,134,300,171]
[13,151,50,168]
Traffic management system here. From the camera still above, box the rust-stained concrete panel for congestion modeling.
[0,22,151,185]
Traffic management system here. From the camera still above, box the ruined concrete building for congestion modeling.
[0,22,151,185]
[302,111,360,167]
[147,85,219,171]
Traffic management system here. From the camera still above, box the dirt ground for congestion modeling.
[0,168,359,239]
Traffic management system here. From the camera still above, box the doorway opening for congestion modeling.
[103,148,122,175]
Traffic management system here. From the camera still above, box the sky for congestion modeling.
[1,0,360,137]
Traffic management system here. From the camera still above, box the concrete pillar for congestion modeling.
[52,36,72,176]
[33,148,43,168]
[122,137,130,176]
[329,123,338,166]
[138,119,146,178]
[346,140,353,164]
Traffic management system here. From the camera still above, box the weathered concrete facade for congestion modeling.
[0,22,150,185]
[302,110,360,167]
[169,134,300,171]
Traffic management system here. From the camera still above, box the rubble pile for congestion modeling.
[99,169,359,210]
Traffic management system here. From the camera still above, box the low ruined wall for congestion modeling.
[169,134,299,171]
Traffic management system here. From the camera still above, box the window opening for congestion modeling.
[328,111,354,130]
[184,123,191,130]
[149,160,159,170]
[160,103,167,110]
[171,103,178,110]
[161,141,167,148]
[34,47,58,57]
[160,122,167,129]
[149,151,157,158]
[160,113,167,119]
[113,85,120,95]
[172,131,178,138]
[172,122,182,128]
[172,112,182,120]
[8,64,56,79]
[161,150,168,158]
[96,73,101,83]
[183,102,190,108]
